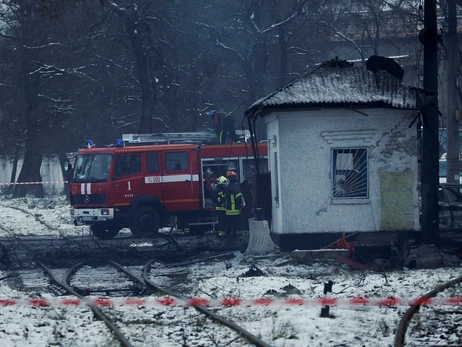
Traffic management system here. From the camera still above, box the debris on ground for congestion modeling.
[403,244,460,269]
[240,264,266,277]
[281,284,302,296]
[263,289,278,296]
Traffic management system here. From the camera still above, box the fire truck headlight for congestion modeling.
[101,209,110,216]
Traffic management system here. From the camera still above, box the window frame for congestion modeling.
[332,147,368,199]
[165,151,189,171]
[114,154,142,179]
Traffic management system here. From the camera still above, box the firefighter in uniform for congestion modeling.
[224,171,244,237]
[209,110,240,144]
[213,176,227,236]
[220,114,240,144]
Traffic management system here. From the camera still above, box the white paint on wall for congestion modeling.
[268,108,419,234]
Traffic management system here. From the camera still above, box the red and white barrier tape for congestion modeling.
[0,181,68,186]
[1,296,462,308]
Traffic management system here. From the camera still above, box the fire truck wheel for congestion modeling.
[131,206,161,237]
[90,225,120,240]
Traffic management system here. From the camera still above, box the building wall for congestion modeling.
[268,108,419,235]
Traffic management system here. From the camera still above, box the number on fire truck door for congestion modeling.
[145,176,161,184]
[112,154,143,203]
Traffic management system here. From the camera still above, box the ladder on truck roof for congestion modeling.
[122,132,218,145]
[123,130,251,145]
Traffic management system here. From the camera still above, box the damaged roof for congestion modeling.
[245,59,423,119]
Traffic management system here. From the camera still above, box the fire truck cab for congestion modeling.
[68,133,268,239]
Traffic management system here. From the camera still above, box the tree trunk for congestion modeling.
[13,146,44,198]
[446,0,459,184]
[14,38,43,198]
[246,35,268,103]
[117,7,158,134]
[245,61,258,105]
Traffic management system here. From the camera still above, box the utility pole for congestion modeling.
[446,0,460,184]
[420,0,440,244]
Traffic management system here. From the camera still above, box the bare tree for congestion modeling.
[0,0,440,196]
[315,0,419,63]
[0,1,105,196]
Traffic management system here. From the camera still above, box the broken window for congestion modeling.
[332,148,368,198]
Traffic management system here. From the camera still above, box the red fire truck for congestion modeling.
[67,132,268,239]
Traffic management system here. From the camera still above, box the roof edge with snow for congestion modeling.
[245,60,425,119]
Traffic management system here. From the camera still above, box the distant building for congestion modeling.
[245,58,428,249]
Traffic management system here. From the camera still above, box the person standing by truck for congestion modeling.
[213,176,228,236]
[224,171,244,237]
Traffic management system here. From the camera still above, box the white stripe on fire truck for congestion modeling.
[81,183,92,194]
[161,174,199,183]
[146,174,199,184]
[78,175,198,193]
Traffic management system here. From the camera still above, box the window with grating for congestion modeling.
[332,148,368,198]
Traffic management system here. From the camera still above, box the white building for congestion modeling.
[246,59,427,249]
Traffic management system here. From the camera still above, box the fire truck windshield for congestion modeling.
[72,154,111,183]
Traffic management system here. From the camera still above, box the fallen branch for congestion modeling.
[395,275,462,346]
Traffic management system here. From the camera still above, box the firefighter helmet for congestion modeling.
[217,176,227,185]
[227,171,237,177]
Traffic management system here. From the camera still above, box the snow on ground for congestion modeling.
[0,195,132,238]
[0,195,83,237]
[0,195,461,346]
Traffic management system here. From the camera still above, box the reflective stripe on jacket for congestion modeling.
[215,191,226,211]
[225,184,243,215]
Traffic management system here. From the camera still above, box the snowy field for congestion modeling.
[0,195,132,238]
[0,195,461,346]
